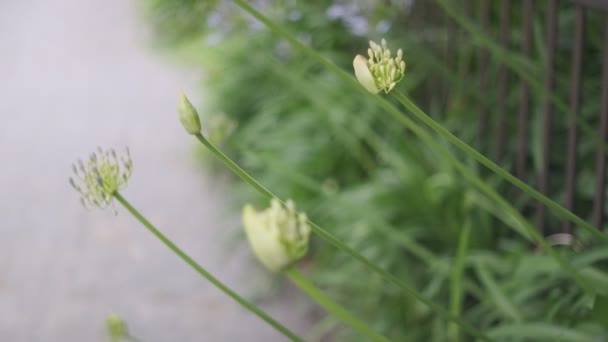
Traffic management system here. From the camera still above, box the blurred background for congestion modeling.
[2,0,608,341]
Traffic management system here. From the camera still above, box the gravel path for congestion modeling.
[0,1,309,341]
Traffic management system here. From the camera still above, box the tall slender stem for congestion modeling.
[193,132,490,341]
[389,92,592,293]
[112,192,303,342]
[285,267,390,342]
[391,90,606,243]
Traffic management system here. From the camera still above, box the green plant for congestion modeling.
[77,0,608,340]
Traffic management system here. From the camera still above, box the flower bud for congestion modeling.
[242,199,311,272]
[177,91,202,135]
[353,55,380,94]
[353,39,406,94]
[106,313,127,341]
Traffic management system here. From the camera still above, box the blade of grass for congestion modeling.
[193,132,491,341]
[487,323,596,341]
[474,260,524,323]
[448,220,471,342]
[112,192,303,342]
[285,267,391,342]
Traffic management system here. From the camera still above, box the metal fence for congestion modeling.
[444,0,608,236]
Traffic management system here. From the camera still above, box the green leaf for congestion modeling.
[475,260,524,322]
[592,295,608,326]
[488,323,596,341]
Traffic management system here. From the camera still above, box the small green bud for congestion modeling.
[353,55,381,94]
[177,91,202,135]
[106,313,127,341]
[242,199,311,272]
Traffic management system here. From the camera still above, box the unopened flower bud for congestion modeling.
[106,313,127,341]
[177,91,202,135]
[353,39,406,94]
[242,199,311,272]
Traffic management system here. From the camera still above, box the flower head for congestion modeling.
[69,147,133,212]
[242,199,311,272]
[353,38,406,94]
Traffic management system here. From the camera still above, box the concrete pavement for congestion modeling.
[0,0,310,340]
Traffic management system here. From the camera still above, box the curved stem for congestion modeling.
[387,93,592,293]
[285,267,390,342]
[392,91,607,244]
[113,192,303,342]
[193,132,490,341]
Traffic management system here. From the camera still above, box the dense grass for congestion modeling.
[143,1,608,340]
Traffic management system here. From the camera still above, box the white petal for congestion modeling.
[353,55,380,94]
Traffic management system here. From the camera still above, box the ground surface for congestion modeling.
[0,1,309,341]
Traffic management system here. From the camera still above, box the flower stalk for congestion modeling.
[69,147,302,342]
[112,192,303,342]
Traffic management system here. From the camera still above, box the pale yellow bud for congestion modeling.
[242,199,311,272]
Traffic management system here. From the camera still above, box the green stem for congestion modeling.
[392,91,607,245]
[195,133,275,199]
[230,0,607,245]
[112,192,303,342]
[389,92,592,293]
[193,132,490,341]
[285,267,391,342]
[448,221,471,342]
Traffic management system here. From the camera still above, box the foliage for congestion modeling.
[143,1,608,341]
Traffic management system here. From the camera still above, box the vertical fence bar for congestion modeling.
[592,16,608,230]
[478,0,490,149]
[495,0,511,163]
[537,0,558,234]
[516,0,533,180]
[563,6,586,233]
[444,3,456,112]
